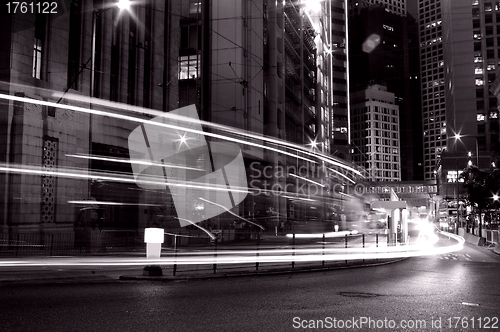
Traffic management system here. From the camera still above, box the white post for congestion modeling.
[144,228,164,259]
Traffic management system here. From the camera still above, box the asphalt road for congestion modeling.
[0,244,499,332]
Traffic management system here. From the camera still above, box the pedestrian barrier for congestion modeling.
[485,230,499,245]
[462,232,486,246]
[0,230,140,256]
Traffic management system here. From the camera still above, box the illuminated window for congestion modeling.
[447,170,464,182]
[178,55,199,80]
[33,39,43,79]
[477,113,485,121]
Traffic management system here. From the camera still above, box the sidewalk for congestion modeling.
[119,257,407,281]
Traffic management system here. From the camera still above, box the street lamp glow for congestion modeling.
[303,0,322,13]
[493,194,499,201]
[454,133,462,140]
[117,0,132,11]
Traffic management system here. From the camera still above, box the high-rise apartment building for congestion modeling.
[348,0,423,180]
[351,84,401,181]
[175,0,353,225]
[419,0,499,181]
[418,0,447,180]
[349,0,407,16]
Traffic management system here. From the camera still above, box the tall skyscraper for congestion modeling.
[418,0,500,180]
[418,0,447,180]
[349,0,407,16]
[351,84,401,181]
[348,0,423,180]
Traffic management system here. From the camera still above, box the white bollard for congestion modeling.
[144,228,164,259]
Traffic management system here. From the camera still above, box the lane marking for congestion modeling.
[461,302,479,307]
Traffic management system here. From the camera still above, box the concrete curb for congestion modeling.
[118,258,407,281]
[493,244,500,255]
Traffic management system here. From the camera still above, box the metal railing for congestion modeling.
[0,230,140,256]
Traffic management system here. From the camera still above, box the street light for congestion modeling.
[454,133,481,231]
[116,0,132,11]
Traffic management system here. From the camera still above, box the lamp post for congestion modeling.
[452,134,461,233]
[493,194,499,229]
[454,134,482,231]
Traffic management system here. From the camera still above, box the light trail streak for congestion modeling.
[282,195,316,202]
[0,232,464,267]
[53,91,363,175]
[0,163,248,194]
[326,167,356,184]
[173,217,216,240]
[286,231,358,239]
[198,197,265,230]
[68,201,161,207]
[66,153,205,172]
[0,90,363,180]
[289,173,325,187]
[0,93,318,166]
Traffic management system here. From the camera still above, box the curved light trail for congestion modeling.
[0,232,464,267]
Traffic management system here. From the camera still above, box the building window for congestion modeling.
[179,55,200,80]
[32,39,43,79]
[33,12,46,79]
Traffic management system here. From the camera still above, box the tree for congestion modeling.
[461,166,500,235]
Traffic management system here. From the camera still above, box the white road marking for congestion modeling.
[461,302,480,307]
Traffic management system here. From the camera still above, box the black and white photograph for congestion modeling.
[0,0,499,331]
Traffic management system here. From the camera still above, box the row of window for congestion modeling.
[365,162,400,171]
[477,112,500,121]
